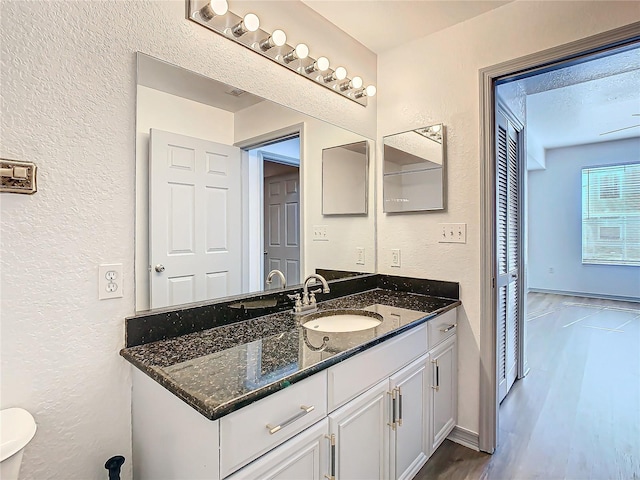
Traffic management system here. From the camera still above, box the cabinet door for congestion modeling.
[329,379,390,479]
[389,354,429,480]
[429,334,457,453]
[227,419,329,480]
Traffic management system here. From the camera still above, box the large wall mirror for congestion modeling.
[383,124,446,212]
[135,53,376,312]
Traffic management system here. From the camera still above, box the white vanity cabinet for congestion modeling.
[131,307,459,480]
[426,308,458,454]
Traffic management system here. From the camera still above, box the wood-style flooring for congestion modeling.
[415,292,640,480]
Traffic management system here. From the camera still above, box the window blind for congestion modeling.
[582,163,640,266]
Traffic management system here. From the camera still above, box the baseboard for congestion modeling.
[528,288,639,304]
[447,425,480,451]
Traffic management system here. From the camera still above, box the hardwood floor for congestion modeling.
[415,292,640,480]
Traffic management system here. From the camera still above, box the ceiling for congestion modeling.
[301,0,513,54]
[497,45,640,156]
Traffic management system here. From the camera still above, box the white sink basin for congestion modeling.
[301,309,383,333]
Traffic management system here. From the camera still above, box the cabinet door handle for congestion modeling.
[439,324,457,333]
[397,387,403,426]
[324,434,336,480]
[432,359,440,391]
[266,405,315,434]
[387,389,397,430]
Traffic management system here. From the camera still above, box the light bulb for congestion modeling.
[335,67,347,80]
[283,43,309,63]
[244,13,260,32]
[295,44,309,59]
[199,0,228,20]
[355,84,377,99]
[323,66,347,83]
[431,124,441,133]
[316,57,330,71]
[271,29,287,47]
[339,75,363,92]
[304,56,330,74]
[232,13,260,37]
[259,29,287,51]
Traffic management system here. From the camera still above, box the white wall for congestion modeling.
[377,1,640,435]
[0,1,375,478]
[528,138,640,299]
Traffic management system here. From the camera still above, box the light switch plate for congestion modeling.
[99,264,123,300]
[312,225,328,241]
[439,223,467,243]
[0,158,37,194]
[356,247,365,265]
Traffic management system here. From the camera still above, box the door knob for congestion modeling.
[155,264,165,273]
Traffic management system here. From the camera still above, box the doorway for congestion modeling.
[244,134,301,293]
[479,22,640,454]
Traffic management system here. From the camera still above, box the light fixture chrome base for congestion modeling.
[186,0,368,107]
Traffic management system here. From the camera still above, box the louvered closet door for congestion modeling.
[496,109,521,403]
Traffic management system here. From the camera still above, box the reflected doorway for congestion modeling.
[245,135,301,292]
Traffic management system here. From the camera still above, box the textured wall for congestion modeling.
[0,1,375,479]
[377,1,640,435]
[528,138,640,299]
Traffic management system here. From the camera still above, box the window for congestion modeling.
[582,163,640,266]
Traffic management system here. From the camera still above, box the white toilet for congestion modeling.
[0,408,37,480]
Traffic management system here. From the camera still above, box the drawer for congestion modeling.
[220,372,327,478]
[427,308,457,350]
[327,324,427,411]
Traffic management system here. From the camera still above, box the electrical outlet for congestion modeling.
[391,249,401,267]
[312,225,329,241]
[438,223,467,243]
[356,247,365,265]
[99,263,123,300]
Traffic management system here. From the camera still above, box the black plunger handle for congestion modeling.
[105,455,125,480]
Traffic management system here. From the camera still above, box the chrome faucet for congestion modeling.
[289,274,330,315]
[266,269,286,289]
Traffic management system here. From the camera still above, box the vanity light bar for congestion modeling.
[187,0,375,106]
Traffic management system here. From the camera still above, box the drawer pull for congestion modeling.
[439,324,457,333]
[266,405,315,434]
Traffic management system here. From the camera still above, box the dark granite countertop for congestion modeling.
[121,288,460,420]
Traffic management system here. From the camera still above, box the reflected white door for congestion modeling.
[149,129,242,309]
[264,171,300,289]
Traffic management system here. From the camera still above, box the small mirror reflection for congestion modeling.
[383,124,446,213]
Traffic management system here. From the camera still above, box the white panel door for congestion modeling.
[329,379,389,480]
[264,171,300,288]
[149,129,242,309]
[496,109,522,403]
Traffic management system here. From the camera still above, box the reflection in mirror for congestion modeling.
[322,141,369,215]
[383,124,446,212]
[135,53,376,312]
